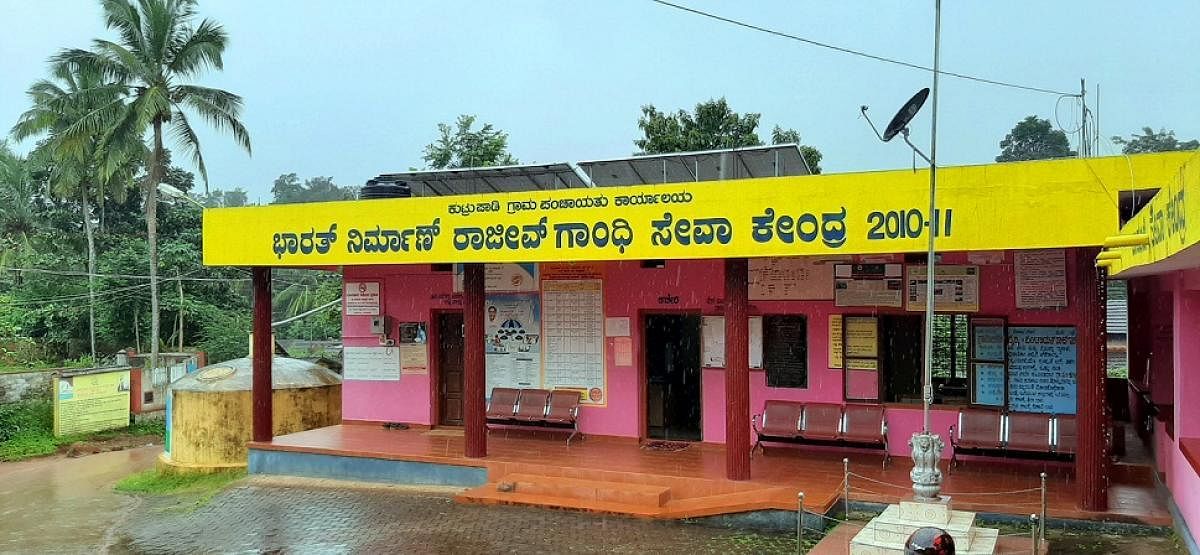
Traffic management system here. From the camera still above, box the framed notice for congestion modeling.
[344,346,401,381]
[829,315,843,369]
[905,265,980,312]
[454,263,540,292]
[843,316,880,402]
[485,293,542,391]
[749,257,835,300]
[969,317,1007,407]
[1015,249,1068,309]
[344,282,381,316]
[834,264,903,308]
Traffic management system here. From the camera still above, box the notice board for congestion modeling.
[542,280,606,404]
[1007,326,1077,414]
[834,264,903,307]
[905,265,980,312]
[1015,249,1068,309]
[970,320,1007,407]
[53,368,131,436]
[344,346,401,381]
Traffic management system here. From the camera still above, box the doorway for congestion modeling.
[644,314,702,441]
[437,312,464,426]
[882,314,924,404]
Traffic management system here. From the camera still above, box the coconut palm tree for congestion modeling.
[11,61,142,361]
[0,144,44,266]
[56,0,251,370]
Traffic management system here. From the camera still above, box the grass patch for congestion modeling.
[0,399,164,462]
[115,469,245,496]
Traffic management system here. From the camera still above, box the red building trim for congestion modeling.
[724,258,751,480]
[463,263,487,458]
[252,267,274,443]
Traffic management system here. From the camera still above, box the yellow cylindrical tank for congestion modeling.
[158,357,341,473]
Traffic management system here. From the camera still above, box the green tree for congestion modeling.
[271,173,356,204]
[770,125,823,174]
[201,187,248,207]
[422,115,518,169]
[996,116,1076,162]
[1112,127,1199,154]
[60,0,252,370]
[635,98,760,154]
[634,98,823,173]
[0,145,43,264]
[11,61,142,360]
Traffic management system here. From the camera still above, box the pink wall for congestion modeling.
[1133,270,1200,540]
[341,250,1091,458]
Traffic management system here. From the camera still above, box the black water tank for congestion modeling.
[359,179,412,199]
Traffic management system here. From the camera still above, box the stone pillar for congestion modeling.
[463,263,487,458]
[251,267,273,443]
[1076,247,1109,510]
[724,258,751,480]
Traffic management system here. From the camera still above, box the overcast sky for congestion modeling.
[2,1,1198,202]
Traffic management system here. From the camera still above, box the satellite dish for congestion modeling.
[882,88,930,142]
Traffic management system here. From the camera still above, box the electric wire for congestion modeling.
[649,0,1078,97]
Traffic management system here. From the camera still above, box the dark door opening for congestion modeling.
[882,315,924,404]
[644,314,702,441]
[438,312,464,426]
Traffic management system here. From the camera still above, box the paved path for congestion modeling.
[0,446,158,554]
[113,479,799,554]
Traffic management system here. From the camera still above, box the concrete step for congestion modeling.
[850,519,999,555]
[492,473,673,507]
[870,505,978,549]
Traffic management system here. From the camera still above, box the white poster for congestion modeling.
[344,282,381,316]
[750,316,763,369]
[1015,249,1068,309]
[702,316,725,368]
[604,317,631,337]
[749,257,835,300]
[542,280,606,404]
[454,263,539,292]
[485,293,542,391]
[343,346,400,381]
[701,315,762,369]
[905,265,980,312]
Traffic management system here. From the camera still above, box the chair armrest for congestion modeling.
[752,413,763,434]
[948,424,957,447]
[571,405,580,420]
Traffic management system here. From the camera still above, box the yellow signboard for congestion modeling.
[203,153,1192,267]
[1106,151,1200,277]
[53,369,131,436]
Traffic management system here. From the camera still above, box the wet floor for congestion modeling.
[0,446,159,554]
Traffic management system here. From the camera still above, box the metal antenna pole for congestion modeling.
[921,0,942,435]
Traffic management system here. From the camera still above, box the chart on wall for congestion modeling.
[485,293,542,391]
[455,263,539,292]
[905,265,980,312]
[1007,326,1077,414]
[749,257,835,300]
[834,264,903,307]
[542,280,607,404]
[1015,249,1068,309]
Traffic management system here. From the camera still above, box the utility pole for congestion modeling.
[177,272,184,352]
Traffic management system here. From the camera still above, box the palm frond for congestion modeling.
[168,18,226,76]
[168,108,206,184]
[178,87,251,155]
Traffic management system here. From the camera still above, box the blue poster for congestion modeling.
[1007,327,1077,414]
